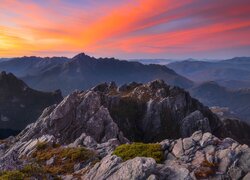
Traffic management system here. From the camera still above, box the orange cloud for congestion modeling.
[0,0,250,58]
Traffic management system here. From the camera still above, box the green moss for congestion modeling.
[21,164,45,177]
[0,164,48,179]
[0,170,25,180]
[113,143,164,163]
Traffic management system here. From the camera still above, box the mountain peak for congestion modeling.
[72,52,92,60]
[0,71,27,89]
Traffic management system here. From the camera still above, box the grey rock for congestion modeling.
[191,130,203,142]
[192,151,205,167]
[172,139,184,158]
[237,146,250,173]
[147,174,158,180]
[161,160,193,180]
[83,155,156,180]
[160,139,170,151]
[200,132,213,147]
[183,137,195,150]
[243,172,250,180]
[46,156,55,166]
[180,110,211,137]
[227,166,244,180]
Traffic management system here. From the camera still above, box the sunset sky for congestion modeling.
[0,0,250,59]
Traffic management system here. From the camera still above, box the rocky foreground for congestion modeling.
[0,80,250,179]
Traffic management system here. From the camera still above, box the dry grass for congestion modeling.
[194,160,217,179]
[32,142,97,175]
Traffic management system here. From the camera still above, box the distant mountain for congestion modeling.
[131,59,176,65]
[0,56,68,77]
[0,53,193,95]
[0,58,11,62]
[167,57,250,89]
[0,71,62,139]
[189,81,250,122]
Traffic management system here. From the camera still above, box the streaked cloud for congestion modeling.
[0,0,250,59]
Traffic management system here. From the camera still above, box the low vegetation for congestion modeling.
[32,142,97,175]
[0,141,98,179]
[194,160,218,179]
[0,170,25,180]
[0,164,46,180]
[113,143,164,163]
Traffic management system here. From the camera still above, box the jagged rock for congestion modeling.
[172,139,184,158]
[69,133,97,148]
[160,160,194,180]
[200,132,213,147]
[82,155,157,180]
[181,110,211,137]
[228,166,244,180]
[17,90,128,145]
[1,130,250,179]
[183,137,195,150]
[191,130,203,142]
[4,80,245,147]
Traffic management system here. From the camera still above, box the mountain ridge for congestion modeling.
[189,81,250,122]
[0,53,193,95]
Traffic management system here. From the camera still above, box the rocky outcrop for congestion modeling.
[1,80,250,179]
[12,80,225,145]
[82,155,156,180]
[78,131,250,180]
[17,90,128,145]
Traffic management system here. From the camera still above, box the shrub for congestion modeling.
[113,143,164,163]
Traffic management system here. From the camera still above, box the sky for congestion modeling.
[0,0,250,59]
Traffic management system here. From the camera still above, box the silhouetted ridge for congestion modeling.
[0,71,63,139]
[0,53,193,94]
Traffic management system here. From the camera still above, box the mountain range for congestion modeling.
[189,81,250,122]
[167,57,250,89]
[0,53,193,95]
[0,71,62,139]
